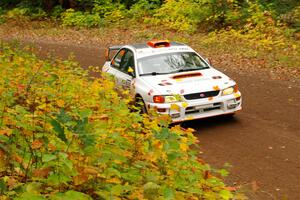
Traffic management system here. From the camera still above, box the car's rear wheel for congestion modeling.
[135,96,147,114]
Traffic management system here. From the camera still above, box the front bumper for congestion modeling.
[147,92,242,123]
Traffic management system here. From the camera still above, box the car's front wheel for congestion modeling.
[135,96,147,114]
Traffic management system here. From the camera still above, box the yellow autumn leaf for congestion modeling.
[180,143,188,152]
[186,116,194,121]
[37,103,47,110]
[181,137,188,143]
[170,104,180,111]
[234,93,241,98]
[107,177,122,184]
[167,169,175,176]
[181,102,189,108]
[56,99,65,107]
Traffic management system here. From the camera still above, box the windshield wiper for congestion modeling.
[139,72,168,76]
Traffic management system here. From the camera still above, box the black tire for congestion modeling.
[135,97,147,114]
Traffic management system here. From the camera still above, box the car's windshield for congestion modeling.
[137,52,209,76]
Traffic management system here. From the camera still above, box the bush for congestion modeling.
[280,6,300,29]
[51,5,64,19]
[0,43,237,199]
[148,0,208,32]
[128,0,161,19]
[61,9,103,28]
[5,6,47,20]
[0,7,5,24]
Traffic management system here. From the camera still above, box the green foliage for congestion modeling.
[0,7,5,24]
[148,0,207,32]
[5,6,47,20]
[0,0,299,32]
[128,0,161,19]
[51,5,64,19]
[280,6,300,29]
[200,26,300,68]
[0,43,236,199]
[61,9,103,28]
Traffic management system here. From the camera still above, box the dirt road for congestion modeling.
[8,40,300,199]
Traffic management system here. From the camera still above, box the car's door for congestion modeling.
[111,48,135,90]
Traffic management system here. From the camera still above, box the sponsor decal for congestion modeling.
[148,89,154,96]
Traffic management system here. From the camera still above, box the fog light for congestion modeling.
[171,113,180,118]
[227,104,237,109]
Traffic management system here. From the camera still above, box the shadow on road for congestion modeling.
[181,115,242,133]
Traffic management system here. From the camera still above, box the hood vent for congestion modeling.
[171,72,202,79]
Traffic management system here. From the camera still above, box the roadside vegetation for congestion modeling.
[0,43,247,199]
[0,0,299,74]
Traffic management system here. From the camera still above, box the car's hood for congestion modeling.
[139,68,235,95]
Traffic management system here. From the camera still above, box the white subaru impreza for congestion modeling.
[102,40,242,122]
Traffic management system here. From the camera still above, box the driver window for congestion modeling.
[120,50,135,76]
[112,49,126,69]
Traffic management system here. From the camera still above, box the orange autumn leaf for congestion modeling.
[7,177,18,190]
[48,143,56,151]
[32,168,50,178]
[14,154,23,164]
[213,85,220,91]
[73,174,89,185]
[83,167,98,175]
[31,140,43,150]
[225,186,239,192]
[0,129,12,136]
[56,99,65,107]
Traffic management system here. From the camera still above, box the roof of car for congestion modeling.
[107,41,194,59]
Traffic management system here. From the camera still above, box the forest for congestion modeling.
[0,0,299,32]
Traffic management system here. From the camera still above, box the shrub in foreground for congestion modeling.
[0,43,236,199]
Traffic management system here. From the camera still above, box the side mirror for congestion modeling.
[205,58,212,65]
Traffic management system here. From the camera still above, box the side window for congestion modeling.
[111,49,126,69]
[120,50,135,75]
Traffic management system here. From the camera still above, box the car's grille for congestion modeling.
[184,90,220,100]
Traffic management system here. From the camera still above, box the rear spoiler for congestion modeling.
[105,45,123,61]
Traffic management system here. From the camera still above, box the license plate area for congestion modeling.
[185,103,221,114]
[194,104,214,110]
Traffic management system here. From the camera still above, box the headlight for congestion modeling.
[153,95,181,103]
[222,85,238,96]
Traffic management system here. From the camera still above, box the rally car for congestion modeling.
[102,40,242,122]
